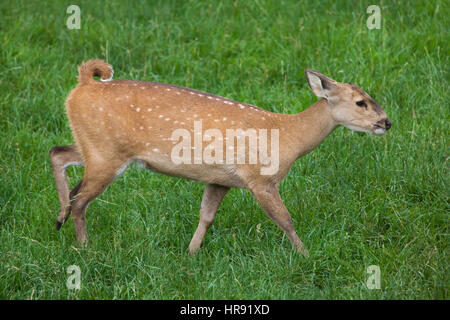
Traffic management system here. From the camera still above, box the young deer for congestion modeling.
[50,59,391,255]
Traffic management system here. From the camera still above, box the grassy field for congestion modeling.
[0,0,448,299]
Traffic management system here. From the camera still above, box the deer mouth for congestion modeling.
[373,124,386,135]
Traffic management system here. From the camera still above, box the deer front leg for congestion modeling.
[188,184,229,255]
[249,184,308,256]
[49,145,84,229]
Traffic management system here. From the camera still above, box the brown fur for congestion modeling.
[50,59,391,254]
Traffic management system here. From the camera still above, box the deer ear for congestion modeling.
[305,69,337,99]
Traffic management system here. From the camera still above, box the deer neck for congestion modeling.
[287,98,338,159]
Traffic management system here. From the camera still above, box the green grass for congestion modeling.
[0,0,448,299]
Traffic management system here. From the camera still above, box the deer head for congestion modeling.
[305,69,391,135]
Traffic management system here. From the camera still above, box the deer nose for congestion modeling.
[385,119,392,130]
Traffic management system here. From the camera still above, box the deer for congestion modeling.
[50,59,391,255]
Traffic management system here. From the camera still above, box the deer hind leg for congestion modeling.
[70,157,129,246]
[188,184,229,254]
[249,184,308,256]
[49,145,84,229]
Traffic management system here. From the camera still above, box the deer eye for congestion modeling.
[356,100,366,108]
